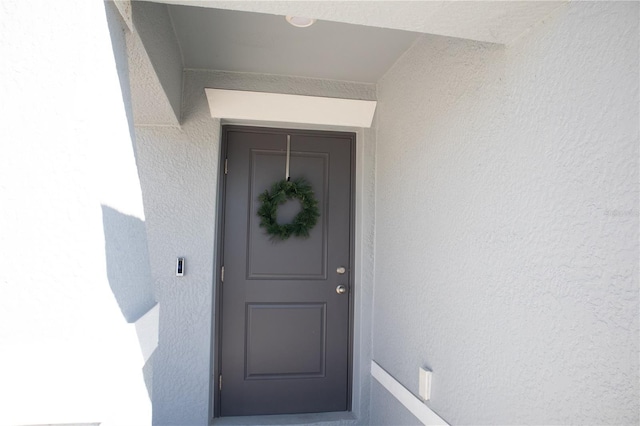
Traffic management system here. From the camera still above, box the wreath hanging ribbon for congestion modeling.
[257,178,320,240]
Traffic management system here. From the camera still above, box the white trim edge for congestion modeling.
[205,89,377,128]
[371,360,449,426]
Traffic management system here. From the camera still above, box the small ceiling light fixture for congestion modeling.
[285,15,316,28]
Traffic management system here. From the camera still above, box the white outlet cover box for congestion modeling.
[419,367,432,401]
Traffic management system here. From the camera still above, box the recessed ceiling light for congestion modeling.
[285,15,316,28]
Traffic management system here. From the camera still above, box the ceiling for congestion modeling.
[157,1,568,44]
[130,1,567,124]
[167,5,420,83]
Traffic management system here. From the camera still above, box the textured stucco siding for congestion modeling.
[369,380,421,426]
[131,1,184,124]
[372,2,638,424]
[135,69,376,425]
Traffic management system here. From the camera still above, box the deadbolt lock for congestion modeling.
[336,266,346,275]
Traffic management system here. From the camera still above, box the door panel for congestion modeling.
[219,126,353,416]
[246,303,326,378]
[247,150,329,280]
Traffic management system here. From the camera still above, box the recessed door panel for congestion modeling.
[246,303,326,378]
[247,150,329,280]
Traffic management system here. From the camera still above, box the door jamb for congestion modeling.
[210,125,228,420]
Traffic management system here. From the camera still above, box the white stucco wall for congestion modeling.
[135,69,376,425]
[0,1,152,425]
[372,2,638,424]
[131,1,183,125]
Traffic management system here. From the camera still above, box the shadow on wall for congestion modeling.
[102,2,158,404]
[101,205,155,323]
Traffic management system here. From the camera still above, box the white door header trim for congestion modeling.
[205,89,377,128]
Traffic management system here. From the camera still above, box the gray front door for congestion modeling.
[218,126,354,416]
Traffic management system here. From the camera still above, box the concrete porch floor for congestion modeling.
[212,411,358,426]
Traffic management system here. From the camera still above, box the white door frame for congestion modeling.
[206,89,376,424]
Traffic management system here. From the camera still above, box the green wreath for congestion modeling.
[257,178,320,240]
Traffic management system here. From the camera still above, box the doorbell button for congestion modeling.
[176,257,185,276]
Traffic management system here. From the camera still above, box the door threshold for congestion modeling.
[213,411,357,426]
